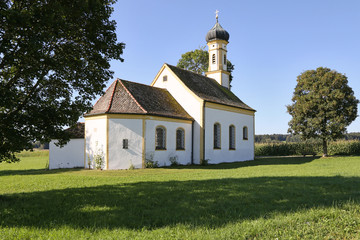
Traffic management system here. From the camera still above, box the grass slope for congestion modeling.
[1,152,360,239]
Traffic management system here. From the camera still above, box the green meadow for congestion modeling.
[1,151,360,239]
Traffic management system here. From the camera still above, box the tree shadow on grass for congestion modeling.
[0,157,319,175]
[170,156,320,170]
[1,176,359,230]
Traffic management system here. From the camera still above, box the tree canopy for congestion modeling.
[0,0,125,162]
[176,47,235,83]
[287,67,359,156]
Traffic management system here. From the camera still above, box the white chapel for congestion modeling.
[50,15,256,170]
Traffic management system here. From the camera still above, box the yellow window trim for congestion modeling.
[229,124,236,150]
[213,122,221,150]
[206,102,255,116]
[243,126,249,140]
[175,127,185,151]
[155,125,167,151]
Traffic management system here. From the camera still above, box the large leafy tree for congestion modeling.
[0,0,125,162]
[287,67,359,156]
[177,47,235,83]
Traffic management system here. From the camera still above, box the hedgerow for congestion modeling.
[255,140,360,156]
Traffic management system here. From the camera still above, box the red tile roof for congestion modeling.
[86,79,193,121]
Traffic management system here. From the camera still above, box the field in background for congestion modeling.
[1,151,360,239]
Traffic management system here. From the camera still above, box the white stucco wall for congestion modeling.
[49,139,84,169]
[85,118,107,169]
[153,67,202,164]
[204,107,254,164]
[145,118,192,167]
[108,118,143,170]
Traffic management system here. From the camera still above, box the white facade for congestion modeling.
[49,139,84,169]
[85,118,107,169]
[152,65,255,165]
[153,67,202,164]
[84,115,193,169]
[145,118,192,166]
[108,118,143,170]
[204,106,254,164]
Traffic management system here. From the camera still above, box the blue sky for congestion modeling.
[105,0,360,134]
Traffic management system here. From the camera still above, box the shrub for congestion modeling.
[94,152,104,170]
[145,159,159,168]
[145,152,159,168]
[128,161,135,170]
[169,156,179,166]
[201,159,209,166]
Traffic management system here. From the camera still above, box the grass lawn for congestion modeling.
[1,152,360,239]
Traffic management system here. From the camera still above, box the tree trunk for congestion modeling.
[322,139,328,157]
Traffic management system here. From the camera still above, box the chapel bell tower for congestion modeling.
[205,10,230,89]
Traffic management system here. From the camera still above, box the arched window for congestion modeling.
[214,123,221,149]
[243,126,248,140]
[229,125,235,150]
[224,54,226,64]
[212,54,216,64]
[155,126,166,150]
[176,128,185,150]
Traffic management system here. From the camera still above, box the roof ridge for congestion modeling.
[165,63,217,79]
[117,79,147,113]
[106,80,118,112]
[91,80,117,110]
[121,79,165,90]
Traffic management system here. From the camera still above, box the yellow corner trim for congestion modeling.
[206,102,255,116]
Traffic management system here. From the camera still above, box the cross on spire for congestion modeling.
[215,10,219,22]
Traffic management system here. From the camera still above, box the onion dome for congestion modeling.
[206,19,230,42]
